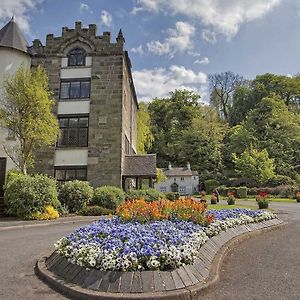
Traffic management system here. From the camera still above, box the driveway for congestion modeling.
[0,202,299,300]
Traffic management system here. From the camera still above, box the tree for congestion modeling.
[0,66,59,174]
[233,147,275,184]
[209,71,245,122]
[148,89,203,166]
[137,102,154,154]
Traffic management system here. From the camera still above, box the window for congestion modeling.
[160,187,167,192]
[68,48,86,66]
[181,177,184,181]
[60,80,90,99]
[179,186,186,193]
[55,167,87,182]
[57,116,89,147]
[125,135,130,155]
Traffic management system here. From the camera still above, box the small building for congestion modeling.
[154,163,199,195]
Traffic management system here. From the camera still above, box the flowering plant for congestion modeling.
[256,192,269,209]
[227,191,236,205]
[295,191,300,202]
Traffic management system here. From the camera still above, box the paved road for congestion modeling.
[0,202,299,300]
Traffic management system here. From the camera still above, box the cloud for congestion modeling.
[0,0,43,33]
[194,57,210,65]
[132,65,208,102]
[100,10,112,27]
[131,45,144,55]
[133,0,281,38]
[202,30,217,44]
[146,21,195,57]
[79,3,92,14]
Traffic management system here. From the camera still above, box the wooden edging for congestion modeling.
[35,218,287,300]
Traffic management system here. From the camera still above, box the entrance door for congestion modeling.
[171,182,178,192]
[0,158,7,198]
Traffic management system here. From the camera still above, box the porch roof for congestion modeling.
[123,154,157,177]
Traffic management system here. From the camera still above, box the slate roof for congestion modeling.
[164,167,198,177]
[123,154,157,177]
[0,18,29,54]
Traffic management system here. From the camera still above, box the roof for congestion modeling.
[164,167,198,177]
[0,18,29,54]
[123,154,157,177]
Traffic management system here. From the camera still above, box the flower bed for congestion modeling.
[55,202,276,272]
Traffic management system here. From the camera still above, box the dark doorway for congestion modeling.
[171,182,178,193]
[0,158,6,198]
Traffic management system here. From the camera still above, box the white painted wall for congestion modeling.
[54,149,88,166]
[0,48,31,171]
[57,100,90,114]
[155,175,199,195]
[61,57,92,68]
[60,67,91,79]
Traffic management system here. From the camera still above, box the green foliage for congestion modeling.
[5,169,22,184]
[58,180,93,213]
[137,102,154,154]
[218,186,247,198]
[80,205,114,216]
[233,147,275,184]
[156,168,167,183]
[164,192,180,201]
[126,188,163,202]
[0,66,59,174]
[204,179,220,193]
[257,199,269,209]
[4,174,59,219]
[236,186,248,198]
[264,175,296,187]
[92,186,125,210]
[248,185,299,197]
[227,198,235,205]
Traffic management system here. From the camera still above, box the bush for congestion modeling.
[92,186,125,210]
[32,205,59,220]
[164,192,180,201]
[81,205,114,216]
[5,169,22,184]
[227,177,257,188]
[126,188,163,202]
[236,186,247,198]
[4,174,59,219]
[248,185,299,197]
[227,198,235,205]
[264,175,296,187]
[204,180,220,193]
[58,180,93,213]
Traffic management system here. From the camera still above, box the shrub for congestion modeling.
[5,169,22,184]
[58,180,93,213]
[92,186,125,210]
[204,180,220,193]
[164,192,180,201]
[81,205,114,216]
[264,175,296,187]
[126,188,163,202]
[4,174,59,219]
[32,205,59,220]
[236,186,247,198]
[227,177,257,188]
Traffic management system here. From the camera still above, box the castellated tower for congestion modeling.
[0,18,31,171]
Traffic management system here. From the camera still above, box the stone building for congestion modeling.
[0,20,156,191]
[154,163,199,195]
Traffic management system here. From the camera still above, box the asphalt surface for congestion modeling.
[0,202,299,300]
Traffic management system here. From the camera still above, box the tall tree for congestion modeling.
[0,66,59,174]
[209,71,245,122]
[137,102,154,154]
[148,89,202,166]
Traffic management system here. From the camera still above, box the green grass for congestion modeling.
[218,196,296,203]
[207,204,256,210]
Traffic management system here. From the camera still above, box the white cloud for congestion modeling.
[100,10,112,27]
[133,0,281,38]
[131,45,144,55]
[146,21,195,57]
[194,57,210,65]
[79,3,92,14]
[132,65,208,102]
[202,30,217,44]
[0,0,42,33]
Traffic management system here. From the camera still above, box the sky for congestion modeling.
[1,0,300,102]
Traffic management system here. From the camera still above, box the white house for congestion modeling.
[154,163,199,195]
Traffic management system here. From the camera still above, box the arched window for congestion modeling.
[68,48,86,66]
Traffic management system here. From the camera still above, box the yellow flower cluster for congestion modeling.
[32,205,59,220]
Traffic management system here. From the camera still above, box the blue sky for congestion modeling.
[1,0,299,102]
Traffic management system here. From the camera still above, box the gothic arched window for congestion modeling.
[68,48,86,66]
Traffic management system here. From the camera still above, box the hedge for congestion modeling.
[126,188,163,202]
[204,180,220,193]
[92,186,125,210]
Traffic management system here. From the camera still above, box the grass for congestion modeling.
[207,204,256,210]
[218,196,296,203]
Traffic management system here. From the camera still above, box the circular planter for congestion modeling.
[210,199,217,205]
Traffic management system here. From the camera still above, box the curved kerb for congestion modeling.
[35,218,286,300]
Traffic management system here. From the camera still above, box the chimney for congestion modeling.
[168,162,172,170]
[187,162,191,170]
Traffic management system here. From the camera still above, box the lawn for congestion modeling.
[208,204,256,210]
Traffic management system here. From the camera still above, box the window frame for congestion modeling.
[67,48,86,67]
[59,78,91,100]
[57,114,89,148]
[54,166,87,182]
